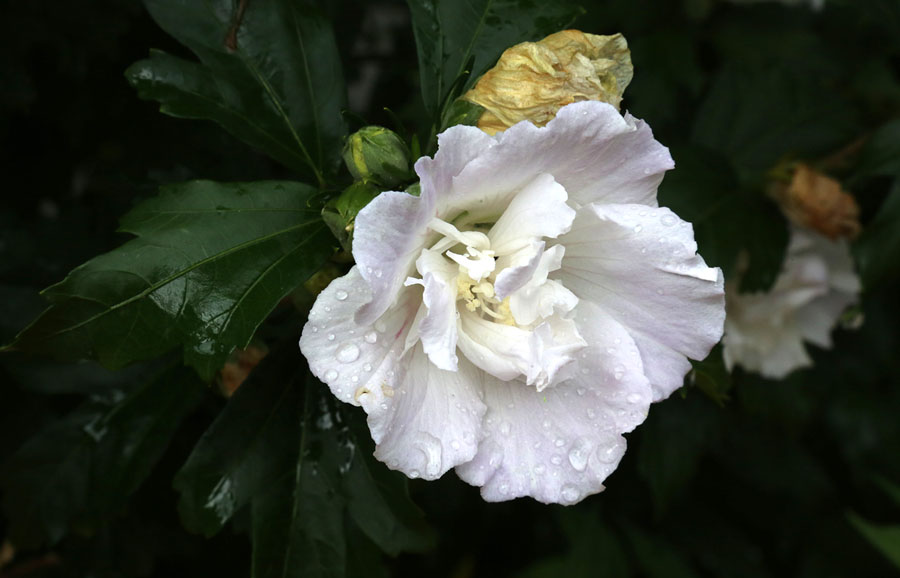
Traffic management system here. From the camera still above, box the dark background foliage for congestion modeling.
[1,0,900,576]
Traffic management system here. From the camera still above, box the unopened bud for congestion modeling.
[342,126,410,186]
[462,30,633,135]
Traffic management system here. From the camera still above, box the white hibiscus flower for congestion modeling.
[723,227,860,379]
[300,101,725,504]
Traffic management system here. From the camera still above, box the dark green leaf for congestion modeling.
[250,380,349,578]
[689,345,732,406]
[0,364,203,549]
[128,0,347,182]
[855,180,900,286]
[341,409,434,556]
[407,0,582,116]
[439,98,485,133]
[847,512,900,570]
[622,523,701,578]
[9,181,333,380]
[658,146,789,292]
[174,344,305,537]
[636,394,722,516]
[693,67,859,177]
[854,119,900,180]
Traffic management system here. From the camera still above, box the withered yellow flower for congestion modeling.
[771,163,861,240]
[462,30,633,135]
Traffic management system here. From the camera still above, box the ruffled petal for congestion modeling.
[508,245,578,326]
[353,191,434,325]
[430,102,672,223]
[494,241,544,300]
[366,344,487,480]
[557,203,725,401]
[455,303,651,504]
[487,173,576,254]
[410,249,460,371]
[300,267,419,405]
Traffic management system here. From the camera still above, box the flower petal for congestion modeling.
[508,245,578,325]
[557,203,725,401]
[430,101,672,223]
[353,191,434,325]
[455,304,651,504]
[413,249,460,371]
[300,267,419,405]
[487,172,576,254]
[366,344,487,480]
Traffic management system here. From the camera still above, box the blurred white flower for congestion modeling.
[300,101,725,504]
[723,228,860,379]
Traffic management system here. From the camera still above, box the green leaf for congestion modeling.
[407,0,582,117]
[174,343,306,537]
[250,382,349,578]
[688,345,732,406]
[438,98,485,133]
[9,181,333,381]
[128,0,347,183]
[855,180,900,286]
[847,512,900,570]
[342,410,434,556]
[854,119,900,180]
[0,364,204,549]
[693,67,859,177]
[658,146,789,292]
[622,523,702,578]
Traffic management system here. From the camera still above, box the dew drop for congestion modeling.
[533,464,546,475]
[374,320,387,333]
[661,214,677,226]
[626,393,642,404]
[633,224,643,233]
[451,440,461,451]
[327,333,335,341]
[586,408,597,419]
[606,347,616,354]
[597,445,620,464]
[499,483,510,495]
[576,388,586,396]
[364,331,378,344]
[409,470,420,479]
[554,438,566,448]
[311,326,318,333]
[568,438,592,472]
[560,485,579,503]
[336,343,360,363]
[374,269,383,278]
[551,455,563,465]
[416,434,443,478]
[351,375,359,383]
[542,420,552,430]
[324,369,338,382]
[335,290,348,301]
[363,363,372,372]
[499,421,512,435]
[324,306,331,313]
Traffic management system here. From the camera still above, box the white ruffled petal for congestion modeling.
[300,267,419,405]
[557,203,725,401]
[431,102,672,223]
[487,173,576,254]
[493,241,545,300]
[366,344,487,480]
[508,245,578,326]
[455,304,651,504]
[412,249,460,371]
[353,191,433,325]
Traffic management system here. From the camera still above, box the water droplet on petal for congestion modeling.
[542,420,552,429]
[364,331,378,344]
[374,320,387,333]
[661,214,677,226]
[554,438,566,448]
[568,438,591,472]
[324,369,338,381]
[597,445,620,464]
[336,343,360,363]
[533,464,546,475]
[363,363,372,372]
[409,470,420,479]
[551,455,563,465]
[335,290,348,301]
[586,408,597,419]
[633,224,643,233]
[656,288,665,295]
[626,393,642,404]
[560,485,580,503]
[451,440,461,450]
[499,483,510,495]
[416,434,443,478]
[499,421,512,435]
[327,334,335,341]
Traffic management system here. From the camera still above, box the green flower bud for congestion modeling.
[342,126,410,186]
[321,181,381,252]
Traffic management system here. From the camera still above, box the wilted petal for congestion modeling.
[456,304,651,504]
[366,344,487,480]
[558,203,725,400]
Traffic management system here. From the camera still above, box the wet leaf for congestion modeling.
[0,364,204,549]
[407,0,582,117]
[8,181,333,381]
[128,0,347,182]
